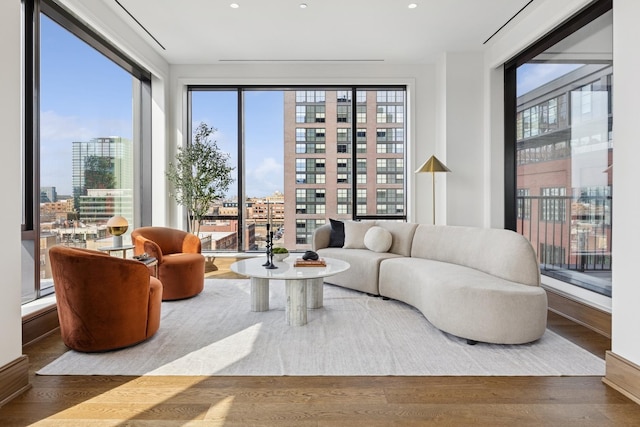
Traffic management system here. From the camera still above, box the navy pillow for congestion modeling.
[328,219,345,247]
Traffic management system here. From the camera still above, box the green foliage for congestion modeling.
[272,247,289,254]
[166,122,235,235]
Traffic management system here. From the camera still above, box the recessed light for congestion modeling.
[408,3,418,8]
[299,3,308,8]
[230,3,239,8]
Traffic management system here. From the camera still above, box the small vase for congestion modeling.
[273,253,288,262]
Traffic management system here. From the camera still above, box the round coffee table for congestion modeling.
[230,256,350,326]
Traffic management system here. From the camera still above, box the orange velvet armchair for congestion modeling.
[131,226,205,300]
[49,245,162,353]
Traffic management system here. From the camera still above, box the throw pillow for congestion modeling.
[328,218,345,247]
[343,221,374,249]
[364,226,393,253]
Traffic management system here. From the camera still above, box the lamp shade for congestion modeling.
[106,215,128,236]
[415,155,451,225]
[415,155,451,173]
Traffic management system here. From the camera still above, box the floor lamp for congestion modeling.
[415,155,451,225]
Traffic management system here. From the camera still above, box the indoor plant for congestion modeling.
[166,122,234,236]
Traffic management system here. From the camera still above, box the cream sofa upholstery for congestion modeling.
[313,221,548,345]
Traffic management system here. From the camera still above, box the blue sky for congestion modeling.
[191,91,284,198]
[40,14,132,195]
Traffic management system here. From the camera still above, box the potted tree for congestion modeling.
[166,122,235,236]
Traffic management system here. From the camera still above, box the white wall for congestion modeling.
[0,0,24,368]
[436,52,485,227]
[611,0,640,363]
[169,63,437,225]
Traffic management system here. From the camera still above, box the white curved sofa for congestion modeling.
[312,221,548,345]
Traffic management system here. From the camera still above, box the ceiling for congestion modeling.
[104,0,533,65]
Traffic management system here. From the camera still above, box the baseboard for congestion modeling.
[603,351,640,405]
[22,304,59,346]
[0,355,31,407]
[544,286,611,338]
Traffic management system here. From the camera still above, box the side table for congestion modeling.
[136,256,159,278]
[98,244,134,259]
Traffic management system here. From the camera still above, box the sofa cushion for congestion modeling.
[364,226,393,252]
[317,247,400,294]
[343,221,374,249]
[328,218,345,247]
[375,221,419,256]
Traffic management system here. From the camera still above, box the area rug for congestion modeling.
[38,279,605,376]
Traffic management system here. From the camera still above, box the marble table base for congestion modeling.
[250,277,324,326]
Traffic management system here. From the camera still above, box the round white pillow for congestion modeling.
[363,226,393,253]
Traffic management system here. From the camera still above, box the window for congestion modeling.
[337,105,351,123]
[540,187,566,222]
[517,189,531,219]
[22,0,151,304]
[506,2,612,297]
[376,105,404,123]
[190,87,406,250]
[296,105,326,123]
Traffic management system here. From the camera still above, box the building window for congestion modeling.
[296,105,326,123]
[356,105,367,123]
[336,91,351,102]
[516,189,531,219]
[337,105,351,123]
[376,105,404,123]
[296,90,326,103]
[540,187,566,222]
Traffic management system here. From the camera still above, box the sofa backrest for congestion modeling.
[410,225,541,287]
[374,221,419,256]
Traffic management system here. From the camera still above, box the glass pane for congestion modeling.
[245,91,284,251]
[189,86,407,254]
[284,90,340,250]
[37,14,135,300]
[190,90,239,251]
[515,10,612,297]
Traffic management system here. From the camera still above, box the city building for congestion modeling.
[40,186,57,203]
[516,63,613,297]
[283,90,405,249]
[72,137,133,215]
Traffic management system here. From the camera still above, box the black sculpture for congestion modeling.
[263,224,277,269]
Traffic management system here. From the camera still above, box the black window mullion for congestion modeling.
[237,89,245,251]
[350,87,358,220]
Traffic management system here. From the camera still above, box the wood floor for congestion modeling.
[2,310,640,425]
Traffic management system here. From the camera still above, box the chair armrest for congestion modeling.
[182,232,202,254]
[141,238,162,264]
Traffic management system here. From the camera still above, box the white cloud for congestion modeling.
[246,157,283,197]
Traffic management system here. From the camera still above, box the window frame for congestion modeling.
[22,0,152,303]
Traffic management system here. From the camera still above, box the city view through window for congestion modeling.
[190,88,407,253]
[30,13,137,303]
[514,10,612,297]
